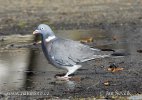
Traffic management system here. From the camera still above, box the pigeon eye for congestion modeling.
[41,27,44,30]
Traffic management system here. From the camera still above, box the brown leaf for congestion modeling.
[107,63,124,72]
[107,67,124,72]
[80,37,93,43]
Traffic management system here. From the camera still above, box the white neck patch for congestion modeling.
[45,36,56,42]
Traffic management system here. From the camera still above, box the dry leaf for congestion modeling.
[80,37,93,43]
[107,63,124,72]
[107,67,124,72]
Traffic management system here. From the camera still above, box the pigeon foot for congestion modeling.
[56,76,71,81]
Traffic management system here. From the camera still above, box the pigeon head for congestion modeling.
[33,24,55,38]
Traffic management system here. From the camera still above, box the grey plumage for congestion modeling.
[33,24,111,79]
[46,38,107,67]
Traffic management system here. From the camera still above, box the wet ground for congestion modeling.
[0,23,142,99]
[0,0,142,99]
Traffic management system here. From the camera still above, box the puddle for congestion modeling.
[0,35,32,92]
[0,28,141,99]
[128,94,142,100]
[0,49,30,91]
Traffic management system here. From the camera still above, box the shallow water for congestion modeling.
[0,27,141,99]
[0,49,30,91]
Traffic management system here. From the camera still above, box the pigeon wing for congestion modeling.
[47,38,98,66]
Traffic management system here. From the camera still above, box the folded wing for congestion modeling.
[47,38,103,66]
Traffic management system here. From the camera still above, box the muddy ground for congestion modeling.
[0,0,142,35]
[0,0,142,99]
[0,23,142,100]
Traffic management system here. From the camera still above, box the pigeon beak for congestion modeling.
[33,30,41,34]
